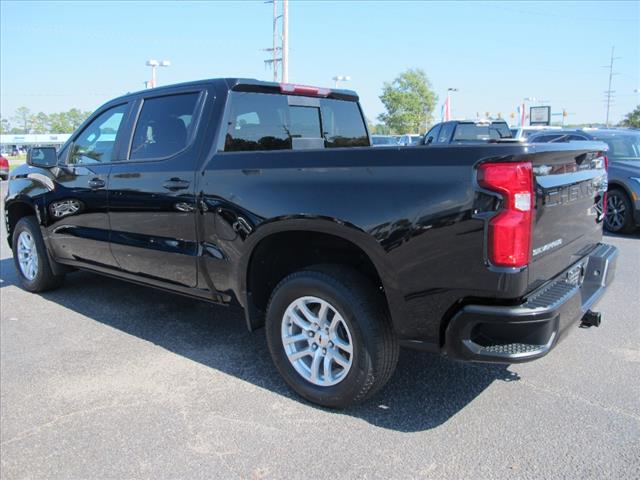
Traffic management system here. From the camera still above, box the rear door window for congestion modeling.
[129,92,201,160]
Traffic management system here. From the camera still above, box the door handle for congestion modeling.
[163,178,190,191]
[88,177,106,189]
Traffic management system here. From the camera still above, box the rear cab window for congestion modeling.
[453,122,512,141]
[223,91,368,152]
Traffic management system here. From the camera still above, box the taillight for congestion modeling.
[601,152,608,222]
[478,161,533,268]
[279,83,331,97]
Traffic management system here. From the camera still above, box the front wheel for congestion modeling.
[12,216,65,292]
[265,265,398,408]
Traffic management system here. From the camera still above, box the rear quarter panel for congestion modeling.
[199,144,542,343]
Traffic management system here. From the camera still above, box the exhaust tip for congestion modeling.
[581,310,601,328]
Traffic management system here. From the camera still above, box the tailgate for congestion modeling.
[528,142,608,289]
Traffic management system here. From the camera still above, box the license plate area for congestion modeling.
[565,263,585,287]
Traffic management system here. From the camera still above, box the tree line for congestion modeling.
[0,107,93,135]
[369,69,640,133]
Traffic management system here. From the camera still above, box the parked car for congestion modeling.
[424,120,513,145]
[511,125,561,141]
[397,134,422,146]
[528,128,640,233]
[4,78,617,408]
[371,135,398,147]
[0,154,9,180]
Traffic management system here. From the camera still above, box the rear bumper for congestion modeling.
[444,243,618,363]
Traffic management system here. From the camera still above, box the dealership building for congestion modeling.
[0,133,71,149]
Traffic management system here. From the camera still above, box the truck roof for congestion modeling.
[110,78,360,104]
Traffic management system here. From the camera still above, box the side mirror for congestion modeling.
[27,146,58,168]
[425,136,434,145]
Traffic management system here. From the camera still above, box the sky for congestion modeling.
[1,0,639,127]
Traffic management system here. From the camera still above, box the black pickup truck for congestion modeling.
[4,78,618,407]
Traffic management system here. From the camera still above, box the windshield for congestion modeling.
[522,129,544,139]
[591,132,640,160]
[453,123,512,141]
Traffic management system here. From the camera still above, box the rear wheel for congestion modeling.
[265,265,398,408]
[605,188,635,234]
[12,216,65,292]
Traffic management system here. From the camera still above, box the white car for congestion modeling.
[397,134,423,146]
[510,125,561,141]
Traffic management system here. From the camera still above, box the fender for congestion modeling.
[4,195,39,242]
[235,215,409,332]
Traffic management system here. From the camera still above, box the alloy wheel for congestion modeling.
[605,193,627,232]
[281,296,354,387]
[17,231,38,281]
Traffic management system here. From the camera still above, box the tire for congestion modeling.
[605,188,636,234]
[12,216,65,292]
[265,265,399,408]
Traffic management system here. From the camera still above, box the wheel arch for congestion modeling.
[607,181,639,229]
[240,218,403,332]
[607,180,634,199]
[4,198,38,248]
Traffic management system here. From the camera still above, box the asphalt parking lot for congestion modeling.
[1,181,639,479]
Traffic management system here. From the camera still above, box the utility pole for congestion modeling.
[604,46,620,127]
[263,1,282,81]
[272,0,278,81]
[282,0,289,82]
[332,75,350,88]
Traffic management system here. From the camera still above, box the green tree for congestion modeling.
[48,112,72,133]
[13,106,32,133]
[66,108,91,131]
[378,69,437,134]
[0,118,11,134]
[30,112,51,134]
[369,123,392,135]
[620,105,640,128]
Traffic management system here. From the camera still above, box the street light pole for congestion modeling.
[146,59,171,88]
[332,75,350,88]
[446,88,458,121]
